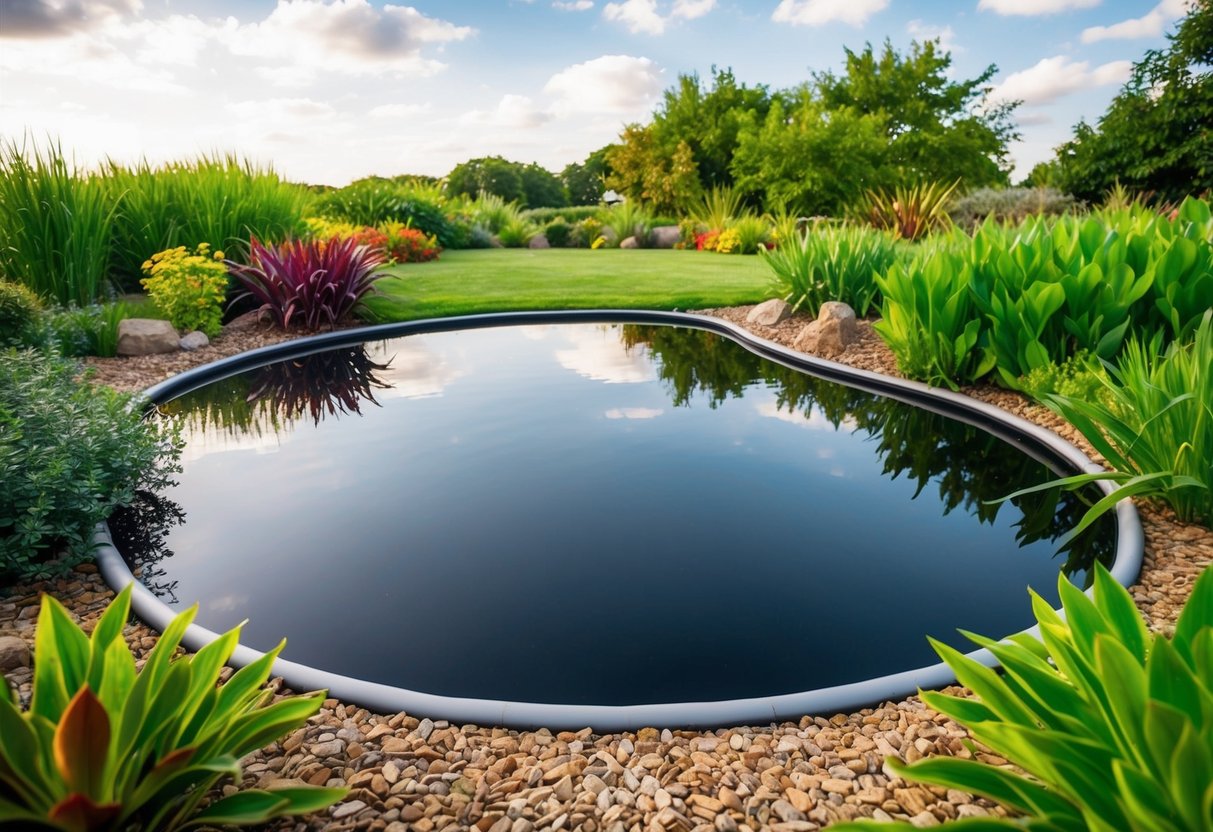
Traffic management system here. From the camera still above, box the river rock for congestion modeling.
[179,331,209,351]
[528,234,550,249]
[0,636,30,671]
[117,319,179,356]
[650,225,681,248]
[793,301,858,358]
[746,298,791,326]
[619,236,640,249]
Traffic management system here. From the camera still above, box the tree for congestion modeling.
[520,163,567,208]
[813,40,1017,189]
[605,126,702,214]
[561,146,614,205]
[445,156,524,203]
[1052,0,1212,202]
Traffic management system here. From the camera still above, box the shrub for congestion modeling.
[496,218,538,248]
[569,217,604,248]
[0,138,116,306]
[228,237,389,330]
[949,186,1080,228]
[378,223,441,263]
[469,192,521,234]
[714,228,742,254]
[521,205,601,225]
[689,185,743,231]
[315,180,460,248]
[1008,311,1212,530]
[1017,351,1112,406]
[302,216,361,241]
[728,214,772,254]
[855,179,960,240]
[0,350,182,581]
[544,217,572,248]
[467,224,495,248]
[600,201,653,247]
[139,243,228,337]
[833,563,1213,832]
[0,280,44,348]
[762,225,900,317]
[0,582,346,830]
[695,229,723,252]
[43,301,140,358]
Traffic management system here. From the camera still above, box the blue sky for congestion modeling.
[0,1,1191,186]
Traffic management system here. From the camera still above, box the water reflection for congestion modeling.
[107,490,185,602]
[248,345,392,426]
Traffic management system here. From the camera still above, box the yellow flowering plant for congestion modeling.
[714,227,742,254]
[139,243,228,337]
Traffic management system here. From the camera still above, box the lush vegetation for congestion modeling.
[140,244,229,337]
[0,350,181,581]
[762,225,901,317]
[835,563,1213,832]
[0,583,345,830]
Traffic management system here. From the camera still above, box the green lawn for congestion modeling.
[362,248,772,322]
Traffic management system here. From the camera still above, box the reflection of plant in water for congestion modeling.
[106,489,185,602]
[621,324,1116,578]
[157,373,285,441]
[248,345,393,426]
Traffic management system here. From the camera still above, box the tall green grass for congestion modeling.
[0,139,116,306]
[103,154,311,290]
[762,225,901,317]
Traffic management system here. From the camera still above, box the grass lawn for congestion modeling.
[361,248,772,322]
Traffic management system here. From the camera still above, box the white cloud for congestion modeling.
[601,0,714,34]
[988,56,1132,106]
[460,94,552,129]
[0,0,139,38]
[906,19,961,53]
[228,0,473,80]
[227,97,336,120]
[771,0,888,27]
[604,407,663,419]
[1081,0,1190,42]
[544,54,663,115]
[369,102,432,118]
[553,0,594,9]
[978,0,1099,15]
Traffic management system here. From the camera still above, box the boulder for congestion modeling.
[117,318,180,356]
[746,298,792,327]
[650,225,682,249]
[528,234,550,249]
[620,236,640,249]
[793,301,858,358]
[0,636,30,672]
[179,331,209,351]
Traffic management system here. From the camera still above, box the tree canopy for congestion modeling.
[445,156,567,208]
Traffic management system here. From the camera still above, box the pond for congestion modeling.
[107,315,1125,725]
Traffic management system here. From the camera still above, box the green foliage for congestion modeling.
[496,218,538,248]
[606,126,702,215]
[42,302,142,358]
[469,192,522,234]
[316,179,462,249]
[689,185,744,231]
[104,155,309,291]
[0,350,182,581]
[0,583,346,830]
[1050,0,1212,202]
[874,251,995,390]
[521,206,601,225]
[762,225,900,317]
[569,217,605,249]
[1018,351,1112,407]
[139,244,228,337]
[600,201,654,247]
[0,139,117,306]
[949,186,1081,229]
[856,179,960,241]
[0,280,44,348]
[560,145,613,205]
[833,563,1213,832]
[446,156,555,205]
[727,215,773,255]
[543,217,572,248]
[1009,311,1212,529]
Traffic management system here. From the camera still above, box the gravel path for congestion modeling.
[3,306,1209,831]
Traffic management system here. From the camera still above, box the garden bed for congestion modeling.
[2,306,1209,831]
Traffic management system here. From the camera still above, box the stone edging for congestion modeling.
[93,310,1144,731]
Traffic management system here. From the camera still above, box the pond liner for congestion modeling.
[95,309,1143,731]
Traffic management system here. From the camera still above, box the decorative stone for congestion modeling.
[179,331,209,351]
[746,298,791,326]
[793,301,858,358]
[0,636,30,671]
[619,236,640,249]
[528,234,550,249]
[117,318,179,356]
[650,225,681,248]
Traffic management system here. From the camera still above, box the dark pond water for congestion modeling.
[112,322,1116,706]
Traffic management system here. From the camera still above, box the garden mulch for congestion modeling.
[3,306,1209,832]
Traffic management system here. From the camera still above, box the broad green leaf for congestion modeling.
[186,786,346,827]
[886,755,1073,818]
[928,638,1040,728]
[212,640,284,719]
[1168,722,1213,830]
[1091,563,1149,661]
[1092,634,1149,768]
[1173,567,1213,665]
[52,687,110,800]
[0,696,55,808]
[46,792,122,832]
[1146,638,1209,726]
[1112,760,1182,832]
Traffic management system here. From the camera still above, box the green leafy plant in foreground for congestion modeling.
[1006,310,1212,531]
[834,563,1213,832]
[762,224,900,317]
[0,584,345,830]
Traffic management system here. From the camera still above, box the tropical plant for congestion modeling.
[247,346,391,427]
[728,214,773,254]
[690,185,744,232]
[0,350,182,581]
[763,224,900,317]
[0,280,44,348]
[495,218,538,248]
[0,138,117,306]
[139,244,228,337]
[874,251,995,390]
[227,237,389,331]
[833,562,1213,832]
[856,179,961,240]
[569,217,604,248]
[600,201,653,246]
[0,583,346,830]
[1006,310,1212,530]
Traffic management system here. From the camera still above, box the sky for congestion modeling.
[0,0,1194,187]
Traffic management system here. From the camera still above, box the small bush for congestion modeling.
[855,179,960,240]
[496,218,538,248]
[1018,351,1113,405]
[468,224,495,248]
[228,237,389,330]
[469,192,521,234]
[379,223,441,263]
[0,350,182,581]
[1,583,346,829]
[544,217,572,248]
[762,224,900,317]
[950,186,1080,228]
[521,205,601,224]
[140,243,228,337]
[600,201,653,247]
[0,280,44,348]
[569,217,604,248]
[728,215,772,254]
